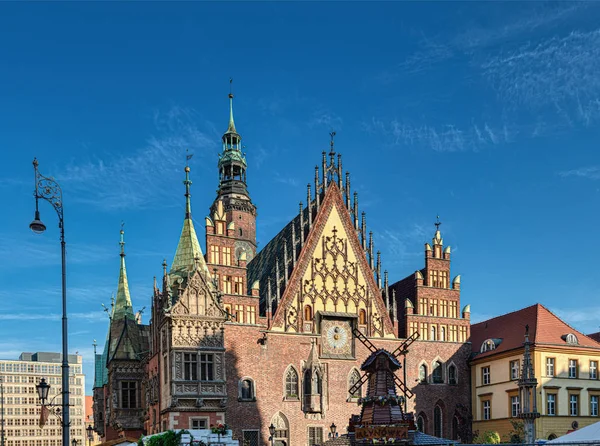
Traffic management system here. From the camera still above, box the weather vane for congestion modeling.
[329,131,336,156]
[435,215,441,231]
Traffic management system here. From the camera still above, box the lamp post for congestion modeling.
[268,424,275,446]
[86,425,94,446]
[328,423,338,440]
[30,158,70,446]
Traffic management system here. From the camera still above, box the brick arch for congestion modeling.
[416,411,428,434]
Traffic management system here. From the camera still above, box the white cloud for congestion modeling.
[59,106,218,211]
[559,166,600,180]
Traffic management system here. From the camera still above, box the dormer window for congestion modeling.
[565,333,579,345]
[481,339,496,353]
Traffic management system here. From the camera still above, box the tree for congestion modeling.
[472,430,501,444]
[508,420,525,444]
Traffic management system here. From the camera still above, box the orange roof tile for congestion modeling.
[470,303,600,360]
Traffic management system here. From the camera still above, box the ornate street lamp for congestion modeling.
[30,158,70,446]
[328,423,338,439]
[268,424,276,446]
[86,425,94,446]
[36,378,50,404]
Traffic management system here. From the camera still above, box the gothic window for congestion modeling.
[234,277,244,295]
[416,413,426,433]
[200,354,214,381]
[303,370,312,397]
[419,364,428,383]
[210,245,219,264]
[348,369,362,399]
[448,364,457,385]
[452,415,460,440]
[440,326,446,341]
[235,304,244,323]
[284,367,299,398]
[246,306,256,324]
[222,276,232,294]
[304,305,313,322]
[270,413,289,446]
[239,378,255,401]
[434,405,443,438]
[431,325,437,341]
[222,247,232,266]
[120,381,137,409]
[359,309,367,325]
[432,361,443,384]
[183,353,197,380]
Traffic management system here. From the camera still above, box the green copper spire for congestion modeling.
[113,226,135,320]
[171,164,209,277]
[227,78,237,133]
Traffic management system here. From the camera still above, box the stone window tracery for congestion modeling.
[284,366,299,399]
[348,368,361,399]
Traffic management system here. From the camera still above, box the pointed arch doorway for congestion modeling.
[271,412,290,446]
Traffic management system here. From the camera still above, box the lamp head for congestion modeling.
[72,439,78,446]
[29,210,46,234]
[268,423,276,436]
[330,423,337,435]
[36,378,50,403]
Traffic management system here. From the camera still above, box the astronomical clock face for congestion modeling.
[235,240,254,262]
[321,319,353,358]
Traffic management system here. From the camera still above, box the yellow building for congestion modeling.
[470,304,600,442]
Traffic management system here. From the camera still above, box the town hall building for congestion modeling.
[93,88,473,446]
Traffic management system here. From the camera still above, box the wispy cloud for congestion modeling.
[308,109,343,130]
[376,223,429,269]
[361,117,509,152]
[60,106,218,211]
[550,306,600,335]
[482,29,600,126]
[559,166,600,180]
[274,174,299,187]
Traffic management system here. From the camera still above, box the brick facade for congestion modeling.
[96,93,474,446]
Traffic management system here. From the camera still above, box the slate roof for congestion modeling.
[171,217,209,281]
[411,431,458,445]
[470,303,600,360]
[361,349,402,371]
[247,204,311,315]
[588,332,600,343]
[108,318,150,362]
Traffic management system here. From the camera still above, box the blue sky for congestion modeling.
[2,2,600,394]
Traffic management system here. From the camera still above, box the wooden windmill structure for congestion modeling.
[348,328,418,444]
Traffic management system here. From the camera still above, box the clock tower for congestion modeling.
[206,82,259,323]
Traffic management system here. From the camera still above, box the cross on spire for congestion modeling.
[434,215,441,231]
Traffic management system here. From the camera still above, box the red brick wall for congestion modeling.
[223,324,471,446]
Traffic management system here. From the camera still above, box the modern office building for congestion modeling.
[0,352,85,446]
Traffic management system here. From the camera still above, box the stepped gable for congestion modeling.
[471,303,600,360]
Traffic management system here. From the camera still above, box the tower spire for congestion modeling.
[113,224,134,320]
[171,164,209,277]
[228,78,236,133]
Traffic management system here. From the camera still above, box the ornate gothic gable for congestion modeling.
[271,183,394,337]
[170,269,225,319]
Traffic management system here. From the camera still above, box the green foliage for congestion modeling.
[508,420,525,444]
[472,430,501,444]
[141,430,192,446]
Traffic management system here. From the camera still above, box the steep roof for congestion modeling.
[113,229,134,321]
[470,303,600,360]
[247,205,310,315]
[108,318,150,362]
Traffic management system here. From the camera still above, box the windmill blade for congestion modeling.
[391,331,419,358]
[349,372,369,396]
[352,327,377,353]
[393,375,414,399]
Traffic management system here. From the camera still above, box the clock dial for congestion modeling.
[321,319,353,358]
[327,325,348,350]
[235,240,255,262]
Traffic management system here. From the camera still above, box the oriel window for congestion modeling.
[183,353,197,381]
[120,381,137,409]
[200,353,214,381]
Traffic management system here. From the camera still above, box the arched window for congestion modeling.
[284,367,299,399]
[271,413,289,446]
[440,326,446,341]
[448,364,457,385]
[239,378,255,401]
[434,405,443,438]
[239,228,243,237]
[303,370,312,396]
[419,364,428,383]
[432,361,443,384]
[566,333,578,345]
[481,339,496,353]
[304,305,313,322]
[431,325,437,341]
[416,414,426,433]
[452,415,460,440]
[359,309,367,325]
[348,369,362,399]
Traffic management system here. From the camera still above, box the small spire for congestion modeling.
[184,163,192,220]
[114,226,134,321]
[228,78,236,133]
